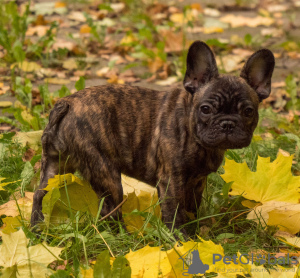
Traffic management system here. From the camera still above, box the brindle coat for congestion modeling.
[31,41,275,231]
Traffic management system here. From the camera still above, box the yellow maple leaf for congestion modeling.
[0,229,63,278]
[248,201,300,234]
[0,177,18,191]
[0,192,33,220]
[80,267,94,277]
[121,175,161,233]
[13,130,43,151]
[275,231,300,249]
[1,216,22,234]
[42,174,99,225]
[221,154,300,204]
[125,238,245,277]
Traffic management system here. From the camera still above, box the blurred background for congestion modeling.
[0,0,299,134]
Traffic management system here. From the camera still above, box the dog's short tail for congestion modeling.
[48,100,70,129]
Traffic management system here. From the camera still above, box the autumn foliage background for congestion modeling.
[0,0,300,277]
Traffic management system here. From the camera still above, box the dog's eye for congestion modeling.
[244,107,254,117]
[200,105,212,115]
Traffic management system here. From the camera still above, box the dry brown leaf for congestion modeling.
[67,11,87,22]
[216,55,244,72]
[52,40,76,51]
[80,24,91,34]
[204,8,220,17]
[33,15,49,26]
[119,70,140,83]
[110,3,125,13]
[96,67,110,77]
[190,3,202,11]
[148,57,164,73]
[26,26,50,37]
[261,28,283,37]
[54,1,67,8]
[160,30,190,53]
[272,81,286,88]
[220,15,274,28]
[22,149,36,162]
[155,76,177,86]
[0,192,33,220]
[107,75,125,85]
[109,55,126,65]
[232,48,253,58]
[62,59,77,70]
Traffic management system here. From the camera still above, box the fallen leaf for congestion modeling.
[203,27,224,34]
[96,67,110,77]
[261,28,283,37]
[275,231,300,248]
[14,130,43,151]
[26,26,50,37]
[0,101,12,108]
[18,61,41,72]
[147,56,165,73]
[110,3,125,13]
[190,3,202,11]
[220,15,274,28]
[155,76,178,86]
[22,148,36,162]
[125,238,245,277]
[0,192,33,220]
[204,18,229,29]
[222,154,300,204]
[241,200,261,208]
[52,40,76,51]
[107,75,125,84]
[1,216,22,234]
[216,55,244,72]
[0,229,63,278]
[32,2,67,15]
[248,201,300,234]
[121,175,160,232]
[67,11,87,22]
[204,8,220,17]
[62,59,78,70]
[161,30,190,53]
[119,69,140,83]
[42,174,99,225]
[80,24,91,34]
[80,267,94,277]
[54,1,67,8]
[44,78,70,85]
[170,10,195,25]
[232,48,253,58]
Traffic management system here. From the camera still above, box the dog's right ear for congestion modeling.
[183,41,219,95]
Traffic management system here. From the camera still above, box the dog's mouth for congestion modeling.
[196,125,252,150]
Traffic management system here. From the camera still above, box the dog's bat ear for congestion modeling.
[240,49,275,102]
[183,41,219,95]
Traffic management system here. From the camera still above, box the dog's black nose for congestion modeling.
[220,120,236,131]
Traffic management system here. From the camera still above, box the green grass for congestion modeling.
[1,109,300,276]
[0,0,300,276]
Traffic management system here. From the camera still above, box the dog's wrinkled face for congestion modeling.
[192,76,259,149]
[184,41,275,150]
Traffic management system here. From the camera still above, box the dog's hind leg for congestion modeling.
[31,136,75,227]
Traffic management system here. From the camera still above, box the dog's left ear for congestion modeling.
[240,49,275,101]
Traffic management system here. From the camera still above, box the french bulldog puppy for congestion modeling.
[31,41,275,231]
